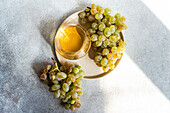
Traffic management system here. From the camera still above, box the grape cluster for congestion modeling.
[78,4,127,72]
[40,60,85,112]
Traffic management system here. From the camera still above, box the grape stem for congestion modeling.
[45,59,56,63]
[87,7,91,9]
[51,57,61,72]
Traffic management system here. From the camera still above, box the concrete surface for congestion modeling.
[0,0,170,113]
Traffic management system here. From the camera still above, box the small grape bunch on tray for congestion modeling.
[78,4,127,72]
[40,58,85,112]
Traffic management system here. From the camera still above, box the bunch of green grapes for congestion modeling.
[40,60,85,112]
[78,4,127,72]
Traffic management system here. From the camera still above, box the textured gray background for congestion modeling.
[0,0,170,113]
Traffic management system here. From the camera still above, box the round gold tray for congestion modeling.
[53,11,124,79]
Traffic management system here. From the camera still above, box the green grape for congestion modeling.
[51,84,61,91]
[115,20,121,26]
[78,12,86,18]
[103,66,110,72]
[41,68,48,73]
[109,42,116,47]
[98,24,106,31]
[75,98,81,104]
[96,5,100,10]
[101,43,107,48]
[108,59,115,65]
[95,13,103,20]
[78,70,85,78]
[98,7,104,14]
[70,90,78,99]
[111,47,118,54]
[73,82,80,87]
[49,73,54,80]
[113,29,119,35]
[120,16,126,22]
[90,34,98,41]
[123,23,127,30]
[95,19,101,23]
[75,78,82,85]
[74,74,79,79]
[102,18,107,23]
[98,35,106,41]
[95,55,102,62]
[46,65,52,71]
[118,41,126,48]
[104,27,111,37]
[75,103,81,108]
[92,22,98,30]
[51,75,56,80]
[68,64,75,72]
[62,83,69,92]
[65,104,71,110]
[107,53,114,59]
[80,18,87,25]
[71,100,76,104]
[77,66,81,70]
[52,79,59,84]
[110,25,116,33]
[91,4,97,9]
[114,13,121,20]
[85,8,90,12]
[109,63,115,69]
[102,48,109,55]
[73,86,81,91]
[109,35,117,42]
[60,94,65,99]
[40,73,47,80]
[118,23,127,30]
[70,105,76,112]
[104,8,111,15]
[88,15,95,22]
[59,95,65,100]
[88,29,96,35]
[95,41,102,47]
[66,78,72,85]
[73,67,80,74]
[105,15,111,19]
[57,72,67,79]
[60,65,65,71]
[97,31,104,36]
[62,98,68,102]
[54,90,60,98]
[66,92,71,99]
[100,58,108,66]
[86,13,90,17]
[68,74,76,82]
[60,90,66,95]
[106,21,111,27]
[95,14,99,20]
[109,16,116,24]
[77,90,83,96]
[91,9,98,15]
[103,39,110,45]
